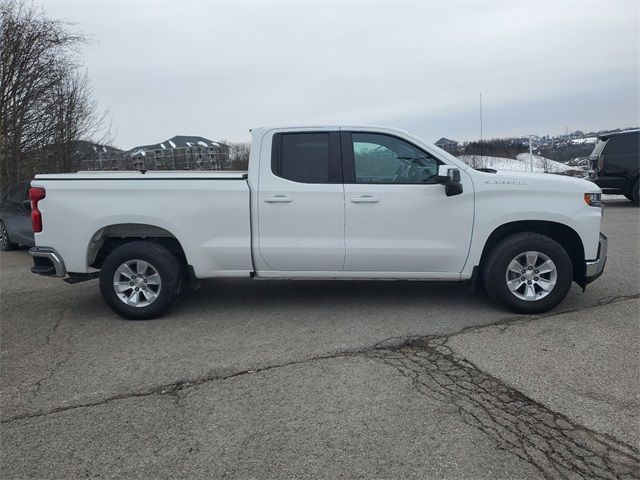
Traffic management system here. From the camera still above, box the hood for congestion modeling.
[477,169,601,193]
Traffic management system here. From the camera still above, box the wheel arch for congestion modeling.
[87,223,189,272]
[477,220,586,289]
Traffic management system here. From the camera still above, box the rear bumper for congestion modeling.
[584,233,607,284]
[29,246,66,277]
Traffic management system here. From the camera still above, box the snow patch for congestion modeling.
[160,143,166,149]
[197,141,209,147]
[168,140,176,148]
[570,137,598,145]
[458,154,571,173]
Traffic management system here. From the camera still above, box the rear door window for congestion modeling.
[271,132,341,183]
[606,133,639,154]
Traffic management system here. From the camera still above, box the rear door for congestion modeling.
[341,131,474,275]
[256,129,345,272]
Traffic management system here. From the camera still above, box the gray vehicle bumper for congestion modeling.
[29,246,66,277]
[584,233,607,284]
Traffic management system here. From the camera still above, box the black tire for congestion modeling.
[99,241,183,320]
[631,180,639,206]
[483,233,573,314]
[0,220,18,251]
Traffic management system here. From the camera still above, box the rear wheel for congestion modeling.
[0,221,18,251]
[483,233,573,314]
[631,180,639,206]
[99,241,183,320]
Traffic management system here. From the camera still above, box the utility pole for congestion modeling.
[528,134,534,172]
[479,92,483,165]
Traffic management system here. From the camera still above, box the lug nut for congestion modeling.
[135,287,139,291]
[534,277,539,281]
[528,266,533,270]
[527,280,532,285]
[534,269,539,274]
[521,269,525,274]
[129,282,134,286]
[521,277,525,281]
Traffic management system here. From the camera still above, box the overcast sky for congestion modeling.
[40,0,639,149]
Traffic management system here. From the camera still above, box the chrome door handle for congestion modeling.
[264,195,292,203]
[350,195,379,203]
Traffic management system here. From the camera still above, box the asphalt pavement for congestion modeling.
[1,197,638,479]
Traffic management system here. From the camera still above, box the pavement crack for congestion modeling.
[594,293,640,307]
[30,307,74,400]
[443,293,640,339]
[7,293,638,425]
[368,338,640,480]
[1,348,361,424]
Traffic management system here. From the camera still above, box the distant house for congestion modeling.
[124,135,230,170]
[435,137,458,151]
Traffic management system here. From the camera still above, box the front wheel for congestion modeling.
[483,233,573,314]
[99,241,183,320]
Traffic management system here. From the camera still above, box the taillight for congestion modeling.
[29,187,46,232]
[597,153,604,171]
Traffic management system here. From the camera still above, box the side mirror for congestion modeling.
[437,165,463,196]
[21,199,32,210]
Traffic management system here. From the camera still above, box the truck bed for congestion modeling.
[31,171,253,277]
[34,170,248,180]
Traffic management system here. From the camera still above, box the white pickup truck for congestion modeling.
[28,126,607,319]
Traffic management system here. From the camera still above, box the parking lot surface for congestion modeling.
[1,198,639,479]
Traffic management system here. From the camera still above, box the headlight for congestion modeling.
[584,192,603,208]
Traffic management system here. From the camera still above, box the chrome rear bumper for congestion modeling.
[585,233,607,284]
[29,247,66,277]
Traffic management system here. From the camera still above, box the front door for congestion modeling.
[342,131,474,275]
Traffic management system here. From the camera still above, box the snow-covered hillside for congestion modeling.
[457,154,571,173]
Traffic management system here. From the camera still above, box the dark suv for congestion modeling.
[589,129,639,205]
[0,181,34,251]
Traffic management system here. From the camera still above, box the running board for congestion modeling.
[63,272,100,284]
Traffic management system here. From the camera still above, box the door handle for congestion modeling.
[264,195,292,203]
[350,195,379,203]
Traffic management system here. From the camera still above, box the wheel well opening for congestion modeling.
[88,224,188,272]
[477,221,586,287]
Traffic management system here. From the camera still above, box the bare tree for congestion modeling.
[0,0,107,190]
[227,141,251,170]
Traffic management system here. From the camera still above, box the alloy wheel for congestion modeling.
[113,259,162,307]
[505,251,557,301]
